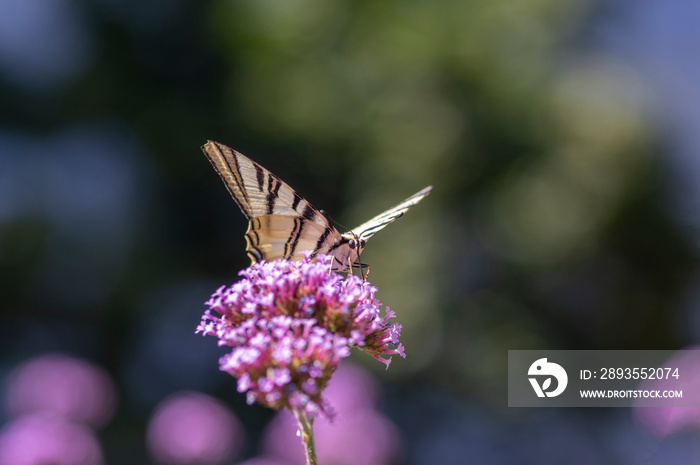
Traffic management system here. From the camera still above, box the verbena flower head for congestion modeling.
[196,254,404,418]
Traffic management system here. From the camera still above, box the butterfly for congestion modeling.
[201,140,432,272]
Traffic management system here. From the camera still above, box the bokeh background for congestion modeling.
[2,0,700,463]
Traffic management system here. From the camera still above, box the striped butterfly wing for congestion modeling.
[348,186,433,241]
[246,215,337,263]
[202,141,343,264]
[201,141,433,270]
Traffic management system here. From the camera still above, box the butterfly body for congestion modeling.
[202,141,431,271]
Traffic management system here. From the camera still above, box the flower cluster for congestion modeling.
[196,254,404,418]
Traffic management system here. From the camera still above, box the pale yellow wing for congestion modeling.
[202,141,325,222]
[349,186,433,241]
[201,141,343,264]
[202,140,431,269]
[245,215,341,263]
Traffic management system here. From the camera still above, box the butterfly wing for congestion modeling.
[348,186,433,241]
[245,214,336,263]
[202,140,321,220]
[202,141,343,264]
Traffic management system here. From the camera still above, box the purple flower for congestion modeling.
[261,363,402,465]
[146,391,245,465]
[5,353,117,429]
[634,347,700,438]
[0,413,103,465]
[196,254,404,418]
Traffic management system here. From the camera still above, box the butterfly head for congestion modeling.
[329,232,366,271]
[348,237,366,251]
[341,232,366,253]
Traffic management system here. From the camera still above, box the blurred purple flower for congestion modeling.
[5,353,117,428]
[261,363,402,465]
[146,391,245,465]
[0,413,103,465]
[634,348,700,438]
[321,360,380,413]
[196,254,403,419]
[235,459,289,465]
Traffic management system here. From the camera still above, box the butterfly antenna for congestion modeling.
[322,211,351,233]
[354,232,367,280]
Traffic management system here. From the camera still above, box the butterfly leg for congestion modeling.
[361,263,370,280]
[328,256,346,276]
[350,260,370,280]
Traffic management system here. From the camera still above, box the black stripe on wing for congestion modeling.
[202,141,329,224]
[245,218,264,263]
[310,226,333,259]
[266,176,281,215]
[202,141,254,218]
[284,217,304,259]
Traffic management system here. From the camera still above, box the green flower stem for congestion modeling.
[293,408,318,465]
